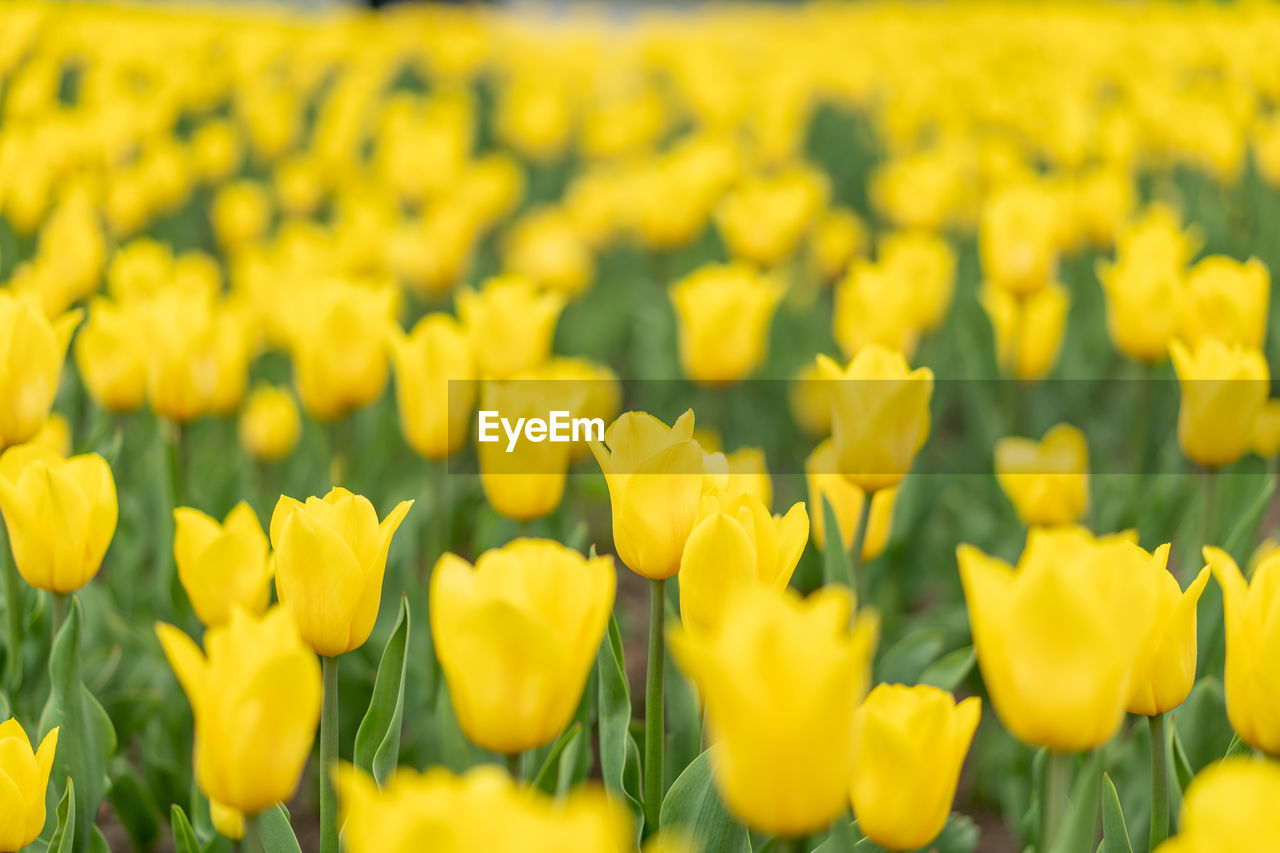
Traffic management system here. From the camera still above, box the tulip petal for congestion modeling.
[156,623,207,712]
[273,511,365,656]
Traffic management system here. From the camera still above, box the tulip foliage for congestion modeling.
[5,1,1280,852]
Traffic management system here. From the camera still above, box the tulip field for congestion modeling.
[7,0,1280,850]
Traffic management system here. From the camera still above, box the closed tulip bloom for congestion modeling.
[175,502,271,628]
[1155,758,1280,852]
[144,292,253,423]
[808,207,868,282]
[958,528,1162,751]
[715,168,828,267]
[670,264,784,387]
[156,607,321,815]
[850,685,980,851]
[210,179,271,249]
[805,439,897,556]
[1116,203,1201,270]
[590,410,708,580]
[669,587,878,838]
[979,183,1059,295]
[388,314,476,461]
[994,423,1090,527]
[980,281,1070,380]
[833,259,922,360]
[1180,256,1269,351]
[477,378,576,522]
[431,540,615,754]
[678,490,807,636]
[0,718,58,852]
[0,293,80,448]
[237,385,301,463]
[1170,338,1269,469]
[816,347,933,493]
[789,361,833,438]
[503,207,595,297]
[209,800,244,841]
[457,276,565,380]
[879,230,957,333]
[74,298,148,413]
[1097,258,1183,363]
[1249,399,1280,458]
[1127,562,1210,717]
[0,444,116,593]
[271,488,413,657]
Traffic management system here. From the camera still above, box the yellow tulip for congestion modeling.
[156,607,320,815]
[589,410,708,580]
[1097,257,1183,363]
[503,207,594,297]
[0,444,116,593]
[270,488,413,657]
[678,490,808,636]
[1170,338,1269,469]
[879,230,957,333]
[804,439,896,556]
[144,291,253,423]
[723,446,772,508]
[237,385,301,463]
[31,413,71,458]
[850,685,980,851]
[670,264,784,387]
[0,718,58,853]
[0,293,80,448]
[174,502,272,629]
[190,120,244,184]
[457,276,565,380]
[1204,547,1280,754]
[669,586,878,838]
[209,801,244,841]
[476,378,576,522]
[388,314,476,461]
[1115,203,1201,270]
[1155,758,1280,852]
[1127,563,1210,717]
[1249,399,1280,458]
[497,76,573,162]
[1180,256,1269,351]
[816,346,933,493]
[958,528,1163,751]
[715,168,828,267]
[808,207,868,282]
[979,182,1059,295]
[431,539,615,754]
[74,298,148,414]
[980,281,1070,381]
[534,358,622,462]
[994,423,1090,527]
[789,361,833,438]
[833,259,922,360]
[210,179,271,250]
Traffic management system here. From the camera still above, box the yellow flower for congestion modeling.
[804,439,896,557]
[534,358,622,462]
[270,488,413,657]
[431,539,615,754]
[816,346,933,493]
[1249,399,1280,458]
[0,718,58,853]
[1155,758,1280,852]
[879,230,957,333]
[1127,563,1210,717]
[190,120,244,184]
[237,385,301,463]
[74,298,148,414]
[388,314,476,461]
[144,291,253,423]
[850,685,980,852]
[589,410,708,580]
[386,209,479,300]
[1170,338,1269,470]
[31,413,71,458]
[669,586,878,838]
[209,801,244,841]
[833,259,922,360]
[0,293,80,447]
[1116,203,1201,270]
[457,276,565,379]
[809,207,868,282]
[1204,547,1280,754]
[211,179,272,250]
[174,502,272,629]
[671,264,784,386]
[1179,256,1270,351]
[980,183,1059,296]
[957,528,1163,751]
[716,167,828,267]
[980,281,1070,380]
[723,446,772,508]
[789,361,833,438]
[503,207,594,298]
[994,423,1090,527]
[1097,257,1183,363]
[156,607,320,815]
[496,75,573,162]
[678,490,808,636]
[0,444,116,593]
[476,378,576,522]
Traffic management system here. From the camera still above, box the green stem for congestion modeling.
[1042,751,1072,851]
[243,813,264,853]
[1149,714,1170,850]
[506,751,522,781]
[165,420,184,508]
[51,592,67,642]
[848,492,874,606]
[320,656,340,853]
[644,578,666,833]
[1201,468,1219,550]
[2,525,22,692]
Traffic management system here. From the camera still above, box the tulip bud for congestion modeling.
[175,502,272,628]
[457,276,564,380]
[476,378,577,522]
[74,298,148,414]
[503,206,595,297]
[1250,399,1280,458]
[671,264,784,387]
[0,293,80,448]
[804,439,896,556]
[1170,338,1269,470]
[715,167,828,268]
[789,361,833,438]
[156,608,320,815]
[1154,757,1280,852]
[431,539,615,754]
[980,183,1059,295]
[1180,256,1269,351]
[0,718,58,852]
[210,179,271,249]
[271,488,413,657]
[1127,563,1210,717]
[850,685,980,851]
[994,423,1090,527]
[808,207,868,282]
[237,385,301,463]
[1097,257,1183,363]
[144,291,253,423]
[388,314,476,461]
[980,281,1070,380]
[0,444,117,593]
[833,259,922,360]
[879,229,957,333]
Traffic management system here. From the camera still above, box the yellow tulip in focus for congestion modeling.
[1154,758,1280,852]
[174,502,272,628]
[1179,256,1270,351]
[156,607,321,815]
[74,298,148,413]
[816,346,933,492]
[805,439,896,556]
[0,444,117,593]
[431,539,615,754]
[1126,562,1210,717]
[388,314,476,461]
[1170,338,1269,469]
[980,281,1070,381]
[457,276,565,379]
[669,586,878,838]
[271,488,413,657]
[850,685,980,851]
[1097,257,1183,363]
[0,293,80,447]
[476,378,577,522]
[994,423,1090,527]
[0,718,58,853]
[958,528,1163,751]
[237,385,301,463]
[670,264,784,386]
[716,167,828,267]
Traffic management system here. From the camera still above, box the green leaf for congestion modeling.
[1221,475,1275,562]
[596,613,643,823]
[1100,774,1134,853]
[876,626,945,685]
[354,595,410,787]
[260,803,304,853]
[1170,728,1195,794]
[1048,753,1100,853]
[665,599,702,791]
[659,749,751,853]
[820,496,850,588]
[918,646,976,691]
[1225,733,1250,759]
[107,765,161,850]
[170,805,202,853]
[48,776,76,853]
[533,723,583,794]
